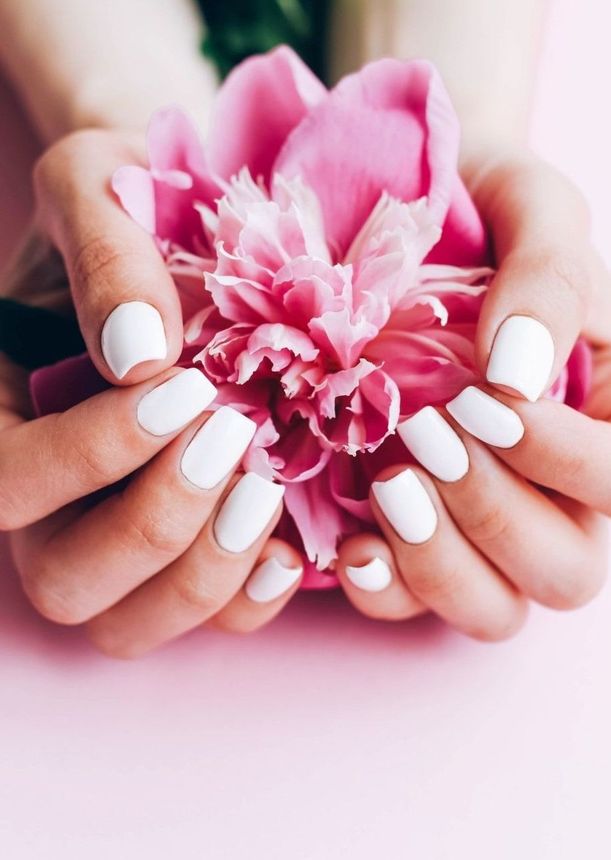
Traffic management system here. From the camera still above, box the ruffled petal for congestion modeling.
[207,45,327,184]
[274,59,464,256]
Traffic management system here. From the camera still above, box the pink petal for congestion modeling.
[207,45,327,185]
[284,469,349,570]
[274,59,463,256]
[111,165,156,233]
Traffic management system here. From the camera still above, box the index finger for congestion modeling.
[467,154,594,402]
[34,129,184,384]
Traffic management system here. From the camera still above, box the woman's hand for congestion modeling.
[335,150,611,639]
[1,129,303,657]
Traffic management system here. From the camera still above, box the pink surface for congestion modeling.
[1,3,611,857]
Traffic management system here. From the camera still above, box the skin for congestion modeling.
[0,0,608,655]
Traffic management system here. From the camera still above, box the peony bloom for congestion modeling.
[32,47,591,588]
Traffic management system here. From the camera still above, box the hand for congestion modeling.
[2,129,303,657]
[334,150,610,639]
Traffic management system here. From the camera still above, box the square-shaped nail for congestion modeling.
[214,473,285,554]
[486,315,554,402]
[137,368,217,436]
[397,406,469,482]
[180,406,256,490]
[372,469,437,544]
[446,386,524,448]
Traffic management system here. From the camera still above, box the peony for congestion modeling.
[32,47,590,588]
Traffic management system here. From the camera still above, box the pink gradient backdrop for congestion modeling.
[1,3,610,857]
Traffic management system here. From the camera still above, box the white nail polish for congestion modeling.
[214,473,285,553]
[446,386,524,448]
[487,315,554,402]
[245,558,303,603]
[137,369,217,436]
[397,406,469,482]
[101,301,167,379]
[181,406,256,489]
[372,469,437,544]
[345,557,392,592]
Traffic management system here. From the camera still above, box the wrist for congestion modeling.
[65,55,218,137]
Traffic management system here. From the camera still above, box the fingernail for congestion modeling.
[214,473,285,553]
[101,301,167,379]
[245,558,303,603]
[372,469,437,544]
[397,406,469,482]
[446,386,524,448]
[486,315,554,402]
[137,368,217,436]
[345,557,392,592]
[181,406,256,489]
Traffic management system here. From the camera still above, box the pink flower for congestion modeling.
[31,47,591,588]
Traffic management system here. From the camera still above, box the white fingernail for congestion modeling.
[101,301,167,379]
[397,406,469,482]
[345,557,392,592]
[446,386,524,448]
[214,473,285,553]
[372,469,437,544]
[137,369,217,436]
[245,558,303,603]
[487,315,554,402]
[181,406,256,489]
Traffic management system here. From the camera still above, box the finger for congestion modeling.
[470,154,593,402]
[397,405,607,609]
[446,383,611,518]
[34,129,183,384]
[12,405,256,625]
[370,465,528,641]
[335,533,425,621]
[86,473,285,658]
[209,538,304,633]
[0,367,216,530]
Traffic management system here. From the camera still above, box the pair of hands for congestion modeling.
[1,128,610,656]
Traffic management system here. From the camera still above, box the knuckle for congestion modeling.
[87,625,140,660]
[34,130,102,198]
[22,571,87,625]
[71,234,127,289]
[123,509,190,559]
[69,432,115,489]
[405,561,463,604]
[0,491,22,532]
[467,601,528,643]
[211,612,266,635]
[537,247,592,308]
[537,566,605,611]
[170,570,223,616]
[460,503,510,546]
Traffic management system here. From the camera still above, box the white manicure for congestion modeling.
[245,558,303,603]
[397,406,469,482]
[345,557,392,592]
[181,406,256,489]
[101,301,167,379]
[214,473,285,553]
[487,315,554,402]
[446,386,524,448]
[372,469,437,544]
[137,369,217,436]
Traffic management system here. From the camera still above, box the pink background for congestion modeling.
[1,3,610,857]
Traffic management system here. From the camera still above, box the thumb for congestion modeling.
[469,154,593,402]
[34,129,184,385]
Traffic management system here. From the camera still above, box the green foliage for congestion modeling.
[198,0,329,80]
